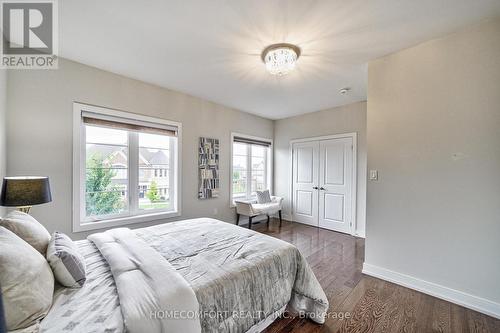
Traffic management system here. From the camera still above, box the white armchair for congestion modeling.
[235,196,283,229]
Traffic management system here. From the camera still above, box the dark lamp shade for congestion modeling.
[0,177,52,207]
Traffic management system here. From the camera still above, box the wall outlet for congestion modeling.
[369,170,378,181]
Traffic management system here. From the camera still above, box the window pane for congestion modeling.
[251,145,268,194]
[232,139,270,199]
[233,169,247,195]
[139,148,169,167]
[233,155,247,170]
[85,125,128,218]
[251,171,266,193]
[139,132,170,149]
[251,145,265,157]
[138,183,169,211]
[139,133,171,211]
[251,156,265,171]
[232,150,247,197]
[85,190,128,218]
[86,144,128,164]
[233,142,247,155]
[86,125,127,146]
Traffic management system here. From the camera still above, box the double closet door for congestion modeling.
[292,136,354,234]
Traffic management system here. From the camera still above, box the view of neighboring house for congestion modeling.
[86,144,170,210]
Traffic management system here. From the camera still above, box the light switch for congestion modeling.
[451,152,465,161]
[369,170,378,181]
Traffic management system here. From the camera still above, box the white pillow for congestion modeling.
[0,211,51,255]
[47,231,86,288]
[0,226,54,331]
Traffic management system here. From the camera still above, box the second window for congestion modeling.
[232,134,272,201]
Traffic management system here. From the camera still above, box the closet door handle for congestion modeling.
[319,187,326,190]
[312,186,319,190]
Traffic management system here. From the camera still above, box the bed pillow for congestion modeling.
[256,190,272,204]
[46,231,86,288]
[0,226,54,331]
[0,210,51,255]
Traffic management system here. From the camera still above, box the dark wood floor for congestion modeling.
[251,219,500,333]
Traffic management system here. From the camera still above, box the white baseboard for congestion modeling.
[362,263,500,319]
[354,231,365,238]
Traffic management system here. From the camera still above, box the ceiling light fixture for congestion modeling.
[261,43,301,76]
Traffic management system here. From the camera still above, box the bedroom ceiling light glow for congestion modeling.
[261,43,301,76]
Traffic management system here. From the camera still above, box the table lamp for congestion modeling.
[0,176,52,214]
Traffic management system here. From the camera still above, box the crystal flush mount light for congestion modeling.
[261,43,301,76]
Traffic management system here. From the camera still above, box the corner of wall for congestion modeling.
[0,69,7,217]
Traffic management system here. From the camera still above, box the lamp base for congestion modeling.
[17,206,32,214]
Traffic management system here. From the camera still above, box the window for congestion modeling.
[231,133,272,203]
[73,103,181,232]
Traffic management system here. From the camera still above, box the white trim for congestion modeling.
[230,132,273,208]
[289,133,357,144]
[288,132,357,235]
[288,144,293,220]
[355,230,366,238]
[128,131,139,214]
[362,263,500,319]
[75,211,181,233]
[72,102,182,233]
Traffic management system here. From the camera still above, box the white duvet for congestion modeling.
[88,228,201,333]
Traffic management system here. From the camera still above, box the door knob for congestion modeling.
[312,186,319,190]
[320,187,326,190]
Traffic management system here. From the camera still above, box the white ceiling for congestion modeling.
[60,0,500,119]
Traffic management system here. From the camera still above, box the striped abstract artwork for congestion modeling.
[198,137,220,199]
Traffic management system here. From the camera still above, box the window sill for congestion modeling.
[73,210,181,233]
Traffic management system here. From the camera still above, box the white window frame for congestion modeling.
[229,132,273,206]
[72,102,182,232]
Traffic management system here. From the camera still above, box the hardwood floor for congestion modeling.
[250,219,500,333]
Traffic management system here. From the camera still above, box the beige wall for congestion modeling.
[366,18,500,308]
[274,101,367,237]
[6,58,273,239]
[0,70,6,217]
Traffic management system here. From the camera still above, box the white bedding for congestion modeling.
[40,218,329,333]
[88,228,201,333]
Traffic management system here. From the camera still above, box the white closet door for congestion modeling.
[292,141,319,226]
[318,137,353,233]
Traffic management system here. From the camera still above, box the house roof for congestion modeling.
[87,144,169,167]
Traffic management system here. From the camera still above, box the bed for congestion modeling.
[40,218,329,333]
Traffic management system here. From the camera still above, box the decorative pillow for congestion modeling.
[256,190,272,204]
[46,232,86,288]
[0,226,54,331]
[0,210,51,255]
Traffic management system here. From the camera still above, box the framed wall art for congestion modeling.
[198,137,219,199]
